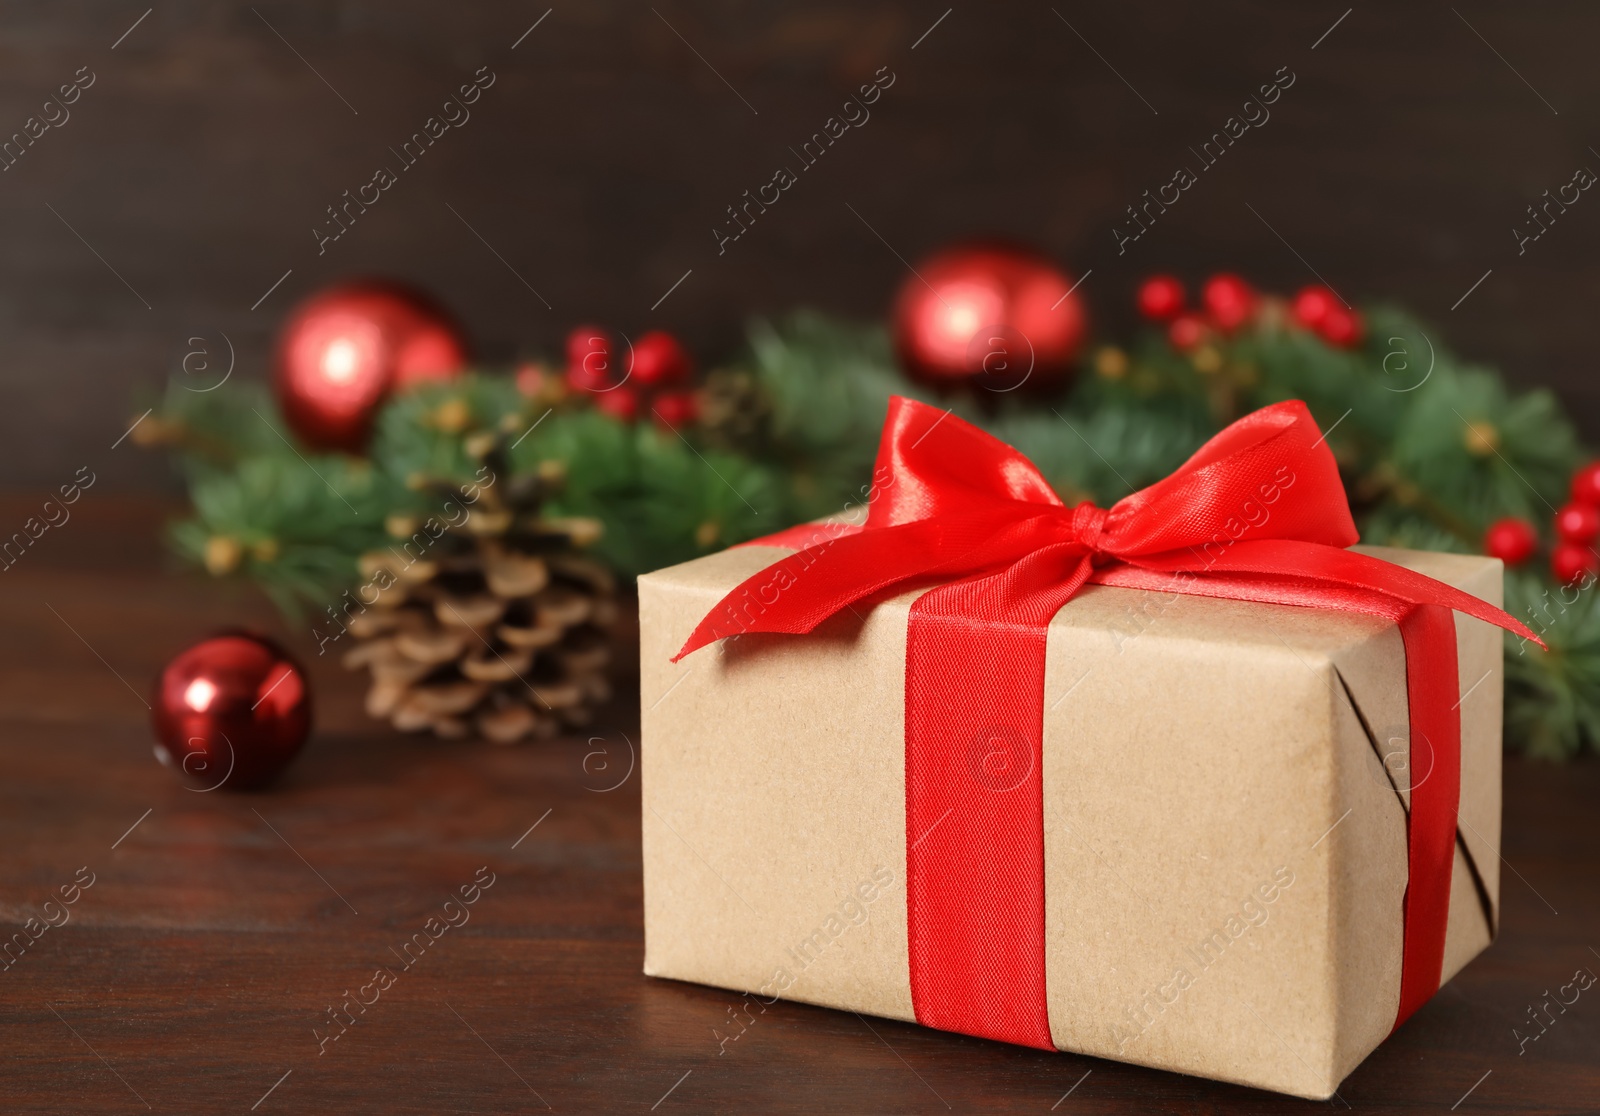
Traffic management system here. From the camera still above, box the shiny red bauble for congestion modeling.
[1200,273,1257,332]
[1552,542,1600,586]
[1136,275,1186,322]
[151,634,311,790]
[893,243,1086,393]
[275,282,468,453]
[1555,501,1600,544]
[1483,517,1538,566]
[1571,462,1600,507]
[630,330,692,387]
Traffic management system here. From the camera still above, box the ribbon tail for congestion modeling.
[1129,540,1544,648]
[671,518,958,661]
[672,508,1076,661]
[1393,604,1460,1031]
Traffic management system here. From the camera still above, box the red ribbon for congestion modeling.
[675,397,1538,1049]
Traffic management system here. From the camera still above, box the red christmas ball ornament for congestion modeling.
[1316,302,1364,349]
[651,389,699,431]
[151,634,311,790]
[1136,275,1186,322]
[1168,314,1208,353]
[1483,517,1538,566]
[1200,273,1257,332]
[594,386,640,422]
[1571,461,1600,507]
[892,242,1086,393]
[1552,542,1600,586]
[629,330,692,387]
[1555,501,1600,544]
[275,282,468,453]
[1291,285,1337,330]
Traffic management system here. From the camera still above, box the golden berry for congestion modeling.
[203,536,242,576]
[433,398,471,433]
[1463,421,1500,456]
[1094,347,1129,380]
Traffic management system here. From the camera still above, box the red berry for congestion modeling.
[1551,542,1600,586]
[1483,517,1538,566]
[565,325,615,392]
[1571,461,1600,507]
[1136,275,1186,322]
[651,390,700,431]
[566,325,611,367]
[1200,273,1256,332]
[1291,285,1338,330]
[1555,501,1600,544]
[1316,303,1364,349]
[629,330,691,387]
[1168,314,1207,352]
[593,386,639,422]
[515,362,548,398]
[566,361,611,394]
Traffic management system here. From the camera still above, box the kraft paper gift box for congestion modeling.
[638,542,1503,1098]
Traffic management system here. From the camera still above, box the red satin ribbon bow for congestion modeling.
[675,396,1538,1050]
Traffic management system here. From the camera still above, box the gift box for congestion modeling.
[638,398,1528,1099]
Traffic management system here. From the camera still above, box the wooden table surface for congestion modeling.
[2,500,1596,1115]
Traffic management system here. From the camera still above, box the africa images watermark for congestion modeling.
[1107,463,1297,652]
[1513,960,1595,1054]
[1111,65,1296,255]
[0,65,95,172]
[713,67,897,255]
[1111,865,1295,1051]
[695,461,896,644]
[314,865,497,1054]
[1514,569,1596,656]
[312,65,497,255]
[1512,162,1595,256]
[1,866,97,974]
[714,864,897,1054]
[312,464,497,654]
[0,466,97,573]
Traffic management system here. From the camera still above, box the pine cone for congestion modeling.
[340,426,616,744]
[697,366,771,452]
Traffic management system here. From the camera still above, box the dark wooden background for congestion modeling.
[1,1,1597,491]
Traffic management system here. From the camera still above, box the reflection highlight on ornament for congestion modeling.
[322,337,361,383]
[183,677,217,712]
[927,282,1002,358]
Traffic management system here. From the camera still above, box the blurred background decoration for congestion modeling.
[2,3,1597,755]
[140,254,1600,757]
